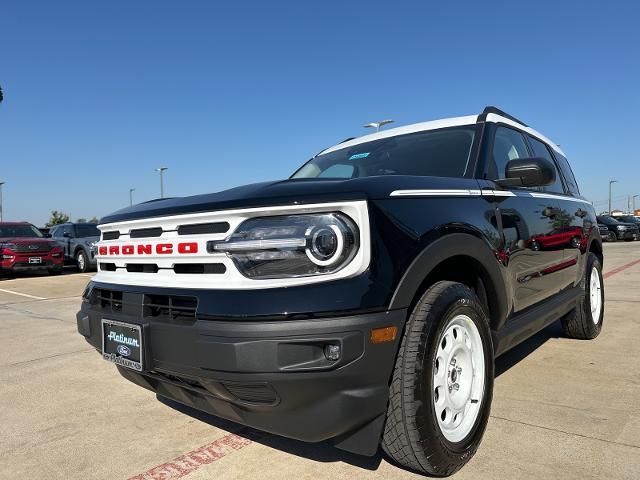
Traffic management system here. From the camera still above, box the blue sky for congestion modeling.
[1,1,639,225]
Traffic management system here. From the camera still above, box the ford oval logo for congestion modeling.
[117,344,132,357]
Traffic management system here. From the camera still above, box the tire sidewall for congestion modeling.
[414,285,494,465]
[583,253,604,332]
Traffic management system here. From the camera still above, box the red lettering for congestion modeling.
[137,244,152,255]
[98,246,107,255]
[109,245,120,255]
[122,245,134,255]
[178,242,198,254]
[156,243,173,254]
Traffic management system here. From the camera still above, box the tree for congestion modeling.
[76,218,87,223]
[89,216,99,224]
[46,210,70,227]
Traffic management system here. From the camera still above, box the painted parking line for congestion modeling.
[603,258,640,279]
[0,288,46,300]
[128,432,252,480]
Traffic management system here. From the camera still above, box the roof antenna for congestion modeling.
[363,119,394,133]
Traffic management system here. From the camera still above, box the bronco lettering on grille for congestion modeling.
[98,242,198,256]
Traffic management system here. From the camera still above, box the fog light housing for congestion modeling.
[324,344,341,361]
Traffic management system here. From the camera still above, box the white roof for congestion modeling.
[319,113,565,157]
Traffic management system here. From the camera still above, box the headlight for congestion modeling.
[209,213,359,279]
[85,240,97,247]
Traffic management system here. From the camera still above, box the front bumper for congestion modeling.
[77,288,405,454]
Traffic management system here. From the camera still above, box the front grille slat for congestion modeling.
[129,227,163,238]
[177,222,230,235]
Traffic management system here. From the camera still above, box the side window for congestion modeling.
[488,127,530,180]
[50,227,59,238]
[527,136,565,194]
[60,225,73,238]
[554,152,580,196]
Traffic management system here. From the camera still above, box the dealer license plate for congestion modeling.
[102,319,143,371]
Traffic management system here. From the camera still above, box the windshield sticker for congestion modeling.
[349,152,370,160]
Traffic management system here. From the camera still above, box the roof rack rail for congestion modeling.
[478,106,528,127]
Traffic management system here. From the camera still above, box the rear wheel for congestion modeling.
[607,232,616,242]
[561,252,604,339]
[382,281,494,476]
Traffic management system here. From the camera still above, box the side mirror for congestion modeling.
[44,233,52,238]
[495,157,555,188]
[63,232,72,238]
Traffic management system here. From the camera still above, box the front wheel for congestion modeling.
[382,281,494,476]
[76,250,89,273]
[607,232,617,242]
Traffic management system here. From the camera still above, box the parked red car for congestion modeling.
[0,222,64,276]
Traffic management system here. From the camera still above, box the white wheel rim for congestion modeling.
[78,254,85,270]
[590,266,602,324]
[433,314,485,443]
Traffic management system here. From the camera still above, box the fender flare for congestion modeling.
[388,233,509,329]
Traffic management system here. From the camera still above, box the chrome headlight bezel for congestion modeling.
[210,212,360,279]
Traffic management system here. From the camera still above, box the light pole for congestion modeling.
[155,167,168,198]
[608,180,618,214]
[363,119,394,133]
[0,182,4,222]
[129,188,135,207]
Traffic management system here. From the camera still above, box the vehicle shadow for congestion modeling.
[157,395,384,471]
[495,320,564,377]
[156,319,565,473]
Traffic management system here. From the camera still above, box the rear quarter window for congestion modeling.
[553,152,580,196]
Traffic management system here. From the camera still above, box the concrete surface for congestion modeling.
[0,243,638,479]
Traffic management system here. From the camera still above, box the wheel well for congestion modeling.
[73,246,85,257]
[589,239,603,267]
[409,255,499,328]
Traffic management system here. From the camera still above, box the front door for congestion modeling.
[484,126,567,312]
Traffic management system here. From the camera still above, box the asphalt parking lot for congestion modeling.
[1,244,639,480]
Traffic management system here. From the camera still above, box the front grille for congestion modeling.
[11,243,52,253]
[126,263,159,273]
[143,294,198,321]
[93,288,123,313]
[222,383,278,405]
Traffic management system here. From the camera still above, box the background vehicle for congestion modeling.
[614,215,640,233]
[596,215,639,241]
[0,222,63,275]
[50,222,100,272]
[77,107,604,476]
[598,223,615,242]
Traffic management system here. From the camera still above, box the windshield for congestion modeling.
[292,126,476,179]
[0,224,43,238]
[597,216,621,225]
[76,224,100,237]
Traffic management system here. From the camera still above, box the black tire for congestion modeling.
[381,281,494,476]
[75,250,89,273]
[561,252,604,339]
[607,232,616,242]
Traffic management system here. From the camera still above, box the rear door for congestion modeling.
[485,125,566,312]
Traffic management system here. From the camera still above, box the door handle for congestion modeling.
[542,206,562,217]
[575,209,587,218]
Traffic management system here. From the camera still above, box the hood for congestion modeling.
[100,176,477,224]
